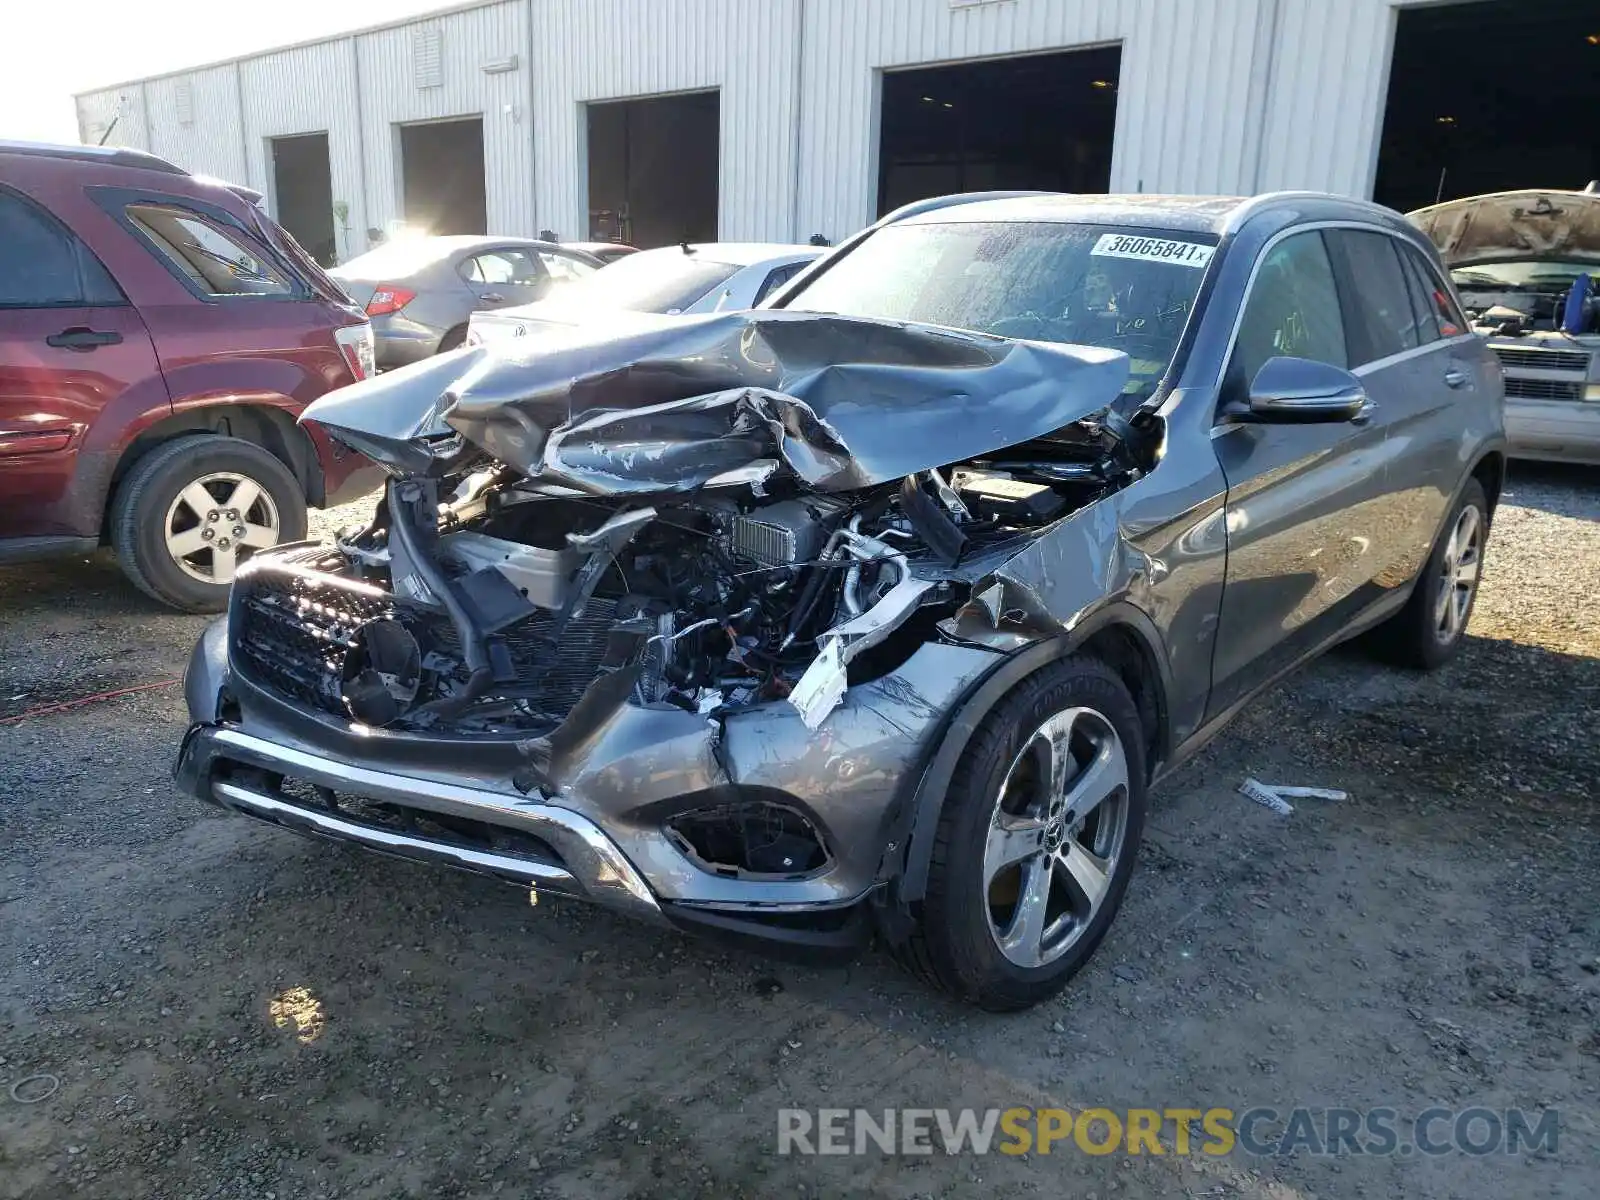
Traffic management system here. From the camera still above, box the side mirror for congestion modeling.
[1243,356,1369,423]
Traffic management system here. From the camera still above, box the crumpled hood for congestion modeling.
[1408,190,1600,269]
[301,310,1129,491]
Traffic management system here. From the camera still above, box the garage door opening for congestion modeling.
[587,91,719,248]
[1375,0,1600,212]
[270,133,336,265]
[877,47,1121,216]
[399,117,487,237]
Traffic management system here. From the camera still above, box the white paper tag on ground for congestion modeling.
[1239,777,1295,815]
[789,639,847,730]
[1091,233,1215,268]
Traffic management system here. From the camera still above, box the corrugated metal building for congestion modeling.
[73,0,1600,262]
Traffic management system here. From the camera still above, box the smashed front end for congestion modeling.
[175,311,1141,947]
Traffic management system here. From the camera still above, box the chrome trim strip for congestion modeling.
[198,727,666,924]
[213,780,579,888]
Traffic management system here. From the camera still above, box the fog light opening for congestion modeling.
[667,802,831,880]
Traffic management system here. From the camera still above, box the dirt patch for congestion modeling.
[1,467,1596,1199]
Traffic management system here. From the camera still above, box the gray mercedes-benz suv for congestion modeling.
[175,191,1505,1010]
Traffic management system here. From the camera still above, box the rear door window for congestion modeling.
[1331,230,1422,364]
[126,203,295,297]
[537,250,598,285]
[1232,230,1348,388]
[1400,245,1466,338]
[463,249,544,287]
[0,190,123,308]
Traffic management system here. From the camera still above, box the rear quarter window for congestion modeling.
[125,203,296,298]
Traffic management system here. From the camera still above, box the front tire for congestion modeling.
[899,656,1147,1011]
[1374,478,1488,670]
[111,434,307,613]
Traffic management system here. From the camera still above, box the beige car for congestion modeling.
[1411,186,1600,465]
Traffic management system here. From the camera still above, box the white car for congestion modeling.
[468,242,822,346]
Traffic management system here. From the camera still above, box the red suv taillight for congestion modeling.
[333,324,376,382]
[366,285,416,316]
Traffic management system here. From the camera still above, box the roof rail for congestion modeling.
[875,190,1056,229]
[0,140,187,176]
[1219,190,1348,234]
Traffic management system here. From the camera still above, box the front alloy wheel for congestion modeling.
[984,708,1131,969]
[899,655,1148,1011]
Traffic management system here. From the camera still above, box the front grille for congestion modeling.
[1504,377,1584,402]
[234,571,393,714]
[1493,347,1591,373]
[233,567,618,725]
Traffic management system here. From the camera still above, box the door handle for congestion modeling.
[46,327,123,351]
[478,292,505,304]
[1443,367,1468,389]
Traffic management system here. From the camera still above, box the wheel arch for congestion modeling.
[105,404,322,537]
[1470,449,1505,519]
[886,602,1173,912]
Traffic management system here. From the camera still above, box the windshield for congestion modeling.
[550,249,742,313]
[784,221,1217,396]
[1451,260,1595,293]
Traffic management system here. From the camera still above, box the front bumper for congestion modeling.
[177,615,1002,944]
[177,723,667,923]
[1505,399,1600,465]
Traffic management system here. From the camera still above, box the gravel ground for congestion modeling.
[1,464,1596,1199]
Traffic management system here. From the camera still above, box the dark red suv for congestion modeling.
[0,141,383,611]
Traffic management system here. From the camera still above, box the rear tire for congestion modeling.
[111,435,306,613]
[895,655,1147,1011]
[1373,478,1488,670]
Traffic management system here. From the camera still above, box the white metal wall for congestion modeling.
[75,87,150,153]
[75,0,1444,258]
[1256,0,1401,199]
[532,0,803,243]
[795,0,1277,241]
[357,1,534,237]
[238,41,367,263]
[145,67,247,185]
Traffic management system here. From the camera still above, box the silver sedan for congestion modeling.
[329,236,606,369]
[467,243,823,347]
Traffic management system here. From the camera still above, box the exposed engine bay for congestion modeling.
[236,437,1126,738]
[236,310,1149,740]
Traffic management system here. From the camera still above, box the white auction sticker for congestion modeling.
[1091,233,1215,268]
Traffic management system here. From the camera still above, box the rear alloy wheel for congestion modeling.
[898,656,1147,1011]
[164,471,283,586]
[1374,477,1488,669]
[1432,502,1484,646]
[111,434,307,613]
